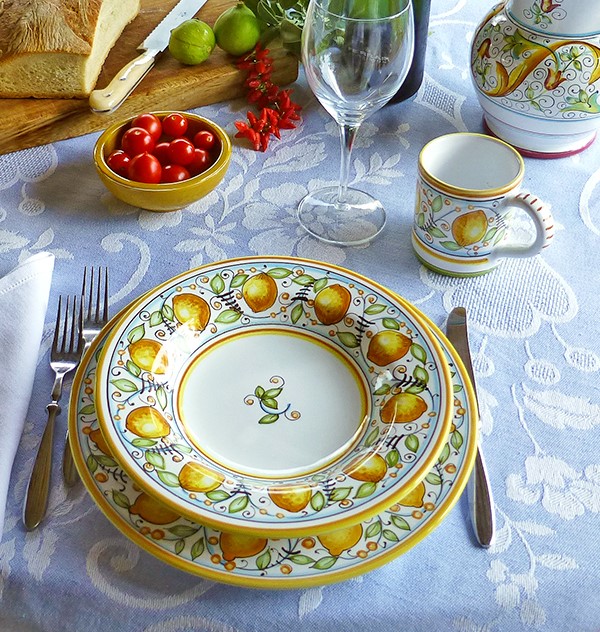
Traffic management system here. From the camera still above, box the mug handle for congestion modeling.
[491,192,554,261]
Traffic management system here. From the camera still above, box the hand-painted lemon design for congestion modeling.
[178,461,225,492]
[317,523,363,557]
[314,284,351,325]
[380,392,428,423]
[220,531,268,561]
[400,481,426,508]
[367,330,412,367]
[129,492,181,524]
[172,293,211,331]
[268,484,312,513]
[242,272,277,313]
[125,406,171,438]
[89,428,113,457]
[451,210,488,247]
[343,452,387,483]
[129,338,168,374]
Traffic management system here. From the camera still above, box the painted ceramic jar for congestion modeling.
[470,0,600,157]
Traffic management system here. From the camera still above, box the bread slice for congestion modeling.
[0,0,141,98]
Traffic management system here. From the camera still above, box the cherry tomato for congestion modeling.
[121,127,155,156]
[106,150,131,178]
[188,148,211,175]
[130,113,162,142]
[161,164,190,183]
[153,141,171,165]
[168,138,195,166]
[128,153,162,184]
[193,130,217,150]
[162,113,188,137]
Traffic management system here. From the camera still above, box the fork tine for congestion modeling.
[82,266,92,322]
[52,296,63,352]
[102,267,109,323]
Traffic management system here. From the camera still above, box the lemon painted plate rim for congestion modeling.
[94,256,454,537]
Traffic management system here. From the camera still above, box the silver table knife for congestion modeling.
[89,0,209,113]
[446,307,496,548]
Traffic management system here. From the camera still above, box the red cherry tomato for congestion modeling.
[106,150,131,178]
[121,127,155,156]
[162,113,188,137]
[161,164,190,183]
[153,141,171,165]
[188,148,211,175]
[131,113,162,142]
[128,153,162,184]
[193,130,216,150]
[168,138,195,166]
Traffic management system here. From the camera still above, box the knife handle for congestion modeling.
[89,50,156,113]
[469,445,496,548]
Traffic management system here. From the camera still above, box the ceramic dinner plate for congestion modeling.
[95,258,453,536]
[69,303,477,589]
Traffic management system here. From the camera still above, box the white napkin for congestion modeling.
[0,252,54,541]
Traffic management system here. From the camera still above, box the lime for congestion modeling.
[168,19,216,65]
[213,3,261,56]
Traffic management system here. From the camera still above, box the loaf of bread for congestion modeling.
[0,0,141,98]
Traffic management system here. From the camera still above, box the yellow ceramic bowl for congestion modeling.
[94,111,232,212]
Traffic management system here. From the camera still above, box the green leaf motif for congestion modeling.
[355,482,377,499]
[451,430,464,450]
[416,212,426,228]
[431,195,444,212]
[215,309,242,324]
[172,444,193,454]
[127,324,145,344]
[453,383,463,393]
[428,226,447,239]
[230,273,248,288]
[330,487,352,502]
[254,385,265,398]
[310,491,325,511]
[112,490,131,510]
[157,470,181,488]
[382,318,400,330]
[440,240,463,251]
[365,521,382,538]
[259,414,279,424]
[483,227,498,243]
[313,277,328,292]
[229,495,249,514]
[256,549,271,570]
[292,274,315,286]
[261,397,278,409]
[126,360,141,377]
[390,514,410,530]
[373,383,391,396]
[145,451,165,470]
[149,311,163,327]
[383,529,400,542]
[211,274,225,294]
[87,454,98,474]
[386,448,400,468]
[175,540,185,556]
[337,332,360,348]
[156,386,167,410]
[206,490,230,502]
[365,303,386,315]
[289,554,315,565]
[438,443,451,464]
[110,378,138,393]
[291,302,304,324]
[405,383,426,395]
[132,438,157,448]
[410,343,427,364]
[425,472,443,486]
[264,388,283,398]
[79,404,95,416]
[162,304,174,321]
[413,365,429,385]
[268,267,293,279]
[191,537,205,560]
[365,427,379,447]
[168,524,199,538]
[405,434,420,453]
[312,556,337,570]
[95,455,118,468]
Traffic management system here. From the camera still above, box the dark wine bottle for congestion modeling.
[388,0,431,103]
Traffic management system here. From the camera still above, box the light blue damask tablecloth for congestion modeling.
[1,0,599,630]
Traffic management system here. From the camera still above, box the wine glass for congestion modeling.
[297,0,414,246]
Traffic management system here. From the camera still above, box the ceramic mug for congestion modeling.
[412,133,554,276]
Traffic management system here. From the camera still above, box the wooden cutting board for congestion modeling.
[0,0,298,155]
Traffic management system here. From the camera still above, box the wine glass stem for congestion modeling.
[338,123,360,203]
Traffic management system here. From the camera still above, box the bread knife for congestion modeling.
[89,0,209,113]
[446,307,496,548]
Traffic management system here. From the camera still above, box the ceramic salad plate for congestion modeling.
[70,303,477,589]
[95,257,453,536]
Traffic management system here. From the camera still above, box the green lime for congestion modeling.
[168,19,216,65]
[213,3,261,56]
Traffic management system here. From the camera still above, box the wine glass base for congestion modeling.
[297,186,386,247]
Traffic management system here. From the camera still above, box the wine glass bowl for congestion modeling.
[298,0,414,246]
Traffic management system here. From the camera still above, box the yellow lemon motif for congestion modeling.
[268,485,312,513]
[451,210,488,247]
[367,330,412,367]
[89,428,113,457]
[242,273,277,313]
[125,406,171,438]
[343,452,387,483]
[317,523,363,557]
[380,392,428,424]
[400,481,426,508]
[129,338,168,374]
[220,531,268,561]
[172,293,211,331]
[314,284,351,325]
[129,492,181,525]
[178,461,224,493]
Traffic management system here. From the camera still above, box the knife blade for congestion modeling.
[89,0,209,113]
[446,307,496,548]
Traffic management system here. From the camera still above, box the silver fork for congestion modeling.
[23,295,84,530]
[62,267,110,487]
